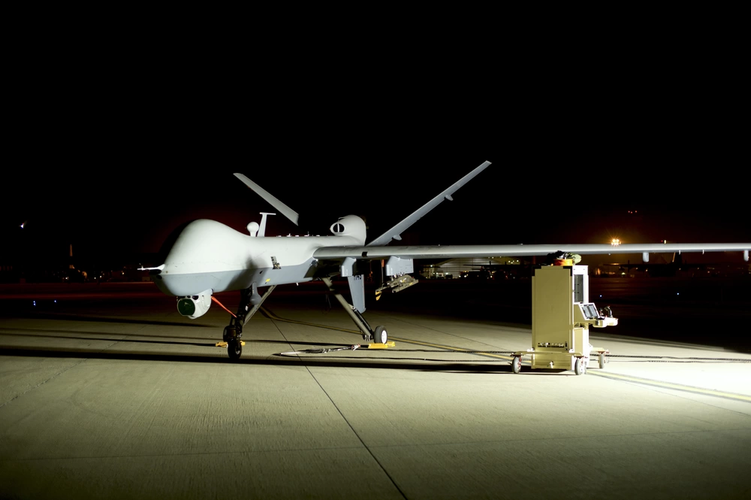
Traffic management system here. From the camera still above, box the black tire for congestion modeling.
[223,326,236,342]
[228,339,242,360]
[374,326,388,344]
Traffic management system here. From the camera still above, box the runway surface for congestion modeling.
[1,282,750,499]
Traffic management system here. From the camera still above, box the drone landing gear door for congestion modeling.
[347,275,366,313]
[339,257,366,313]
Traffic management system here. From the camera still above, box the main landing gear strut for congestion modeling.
[321,277,389,345]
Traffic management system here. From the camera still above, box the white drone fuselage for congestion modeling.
[153,215,366,299]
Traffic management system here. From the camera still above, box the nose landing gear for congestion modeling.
[223,326,243,360]
[215,284,276,361]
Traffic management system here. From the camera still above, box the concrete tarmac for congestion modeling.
[1,283,750,499]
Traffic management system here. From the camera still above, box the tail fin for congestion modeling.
[234,173,300,226]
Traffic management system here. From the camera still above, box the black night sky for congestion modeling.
[2,39,748,275]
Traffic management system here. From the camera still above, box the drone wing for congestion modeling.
[315,243,751,261]
[367,161,491,246]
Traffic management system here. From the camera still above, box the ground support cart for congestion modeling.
[511,263,617,375]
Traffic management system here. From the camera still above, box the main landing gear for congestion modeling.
[217,278,390,361]
[321,277,389,345]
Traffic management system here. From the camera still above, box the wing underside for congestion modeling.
[314,243,751,261]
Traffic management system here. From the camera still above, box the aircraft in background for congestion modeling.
[142,161,749,360]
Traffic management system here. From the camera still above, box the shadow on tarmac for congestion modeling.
[0,344,529,374]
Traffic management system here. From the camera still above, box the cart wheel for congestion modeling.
[512,356,522,374]
[598,352,606,369]
[574,357,587,375]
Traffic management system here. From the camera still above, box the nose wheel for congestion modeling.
[223,325,244,361]
[215,285,276,361]
[228,338,242,360]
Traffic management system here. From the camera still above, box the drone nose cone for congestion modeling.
[153,219,252,296]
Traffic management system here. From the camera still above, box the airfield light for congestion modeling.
[611,238,621,247]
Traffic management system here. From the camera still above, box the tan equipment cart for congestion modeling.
[511,263,617,375]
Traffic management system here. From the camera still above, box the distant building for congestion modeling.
[420,257,530,280]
